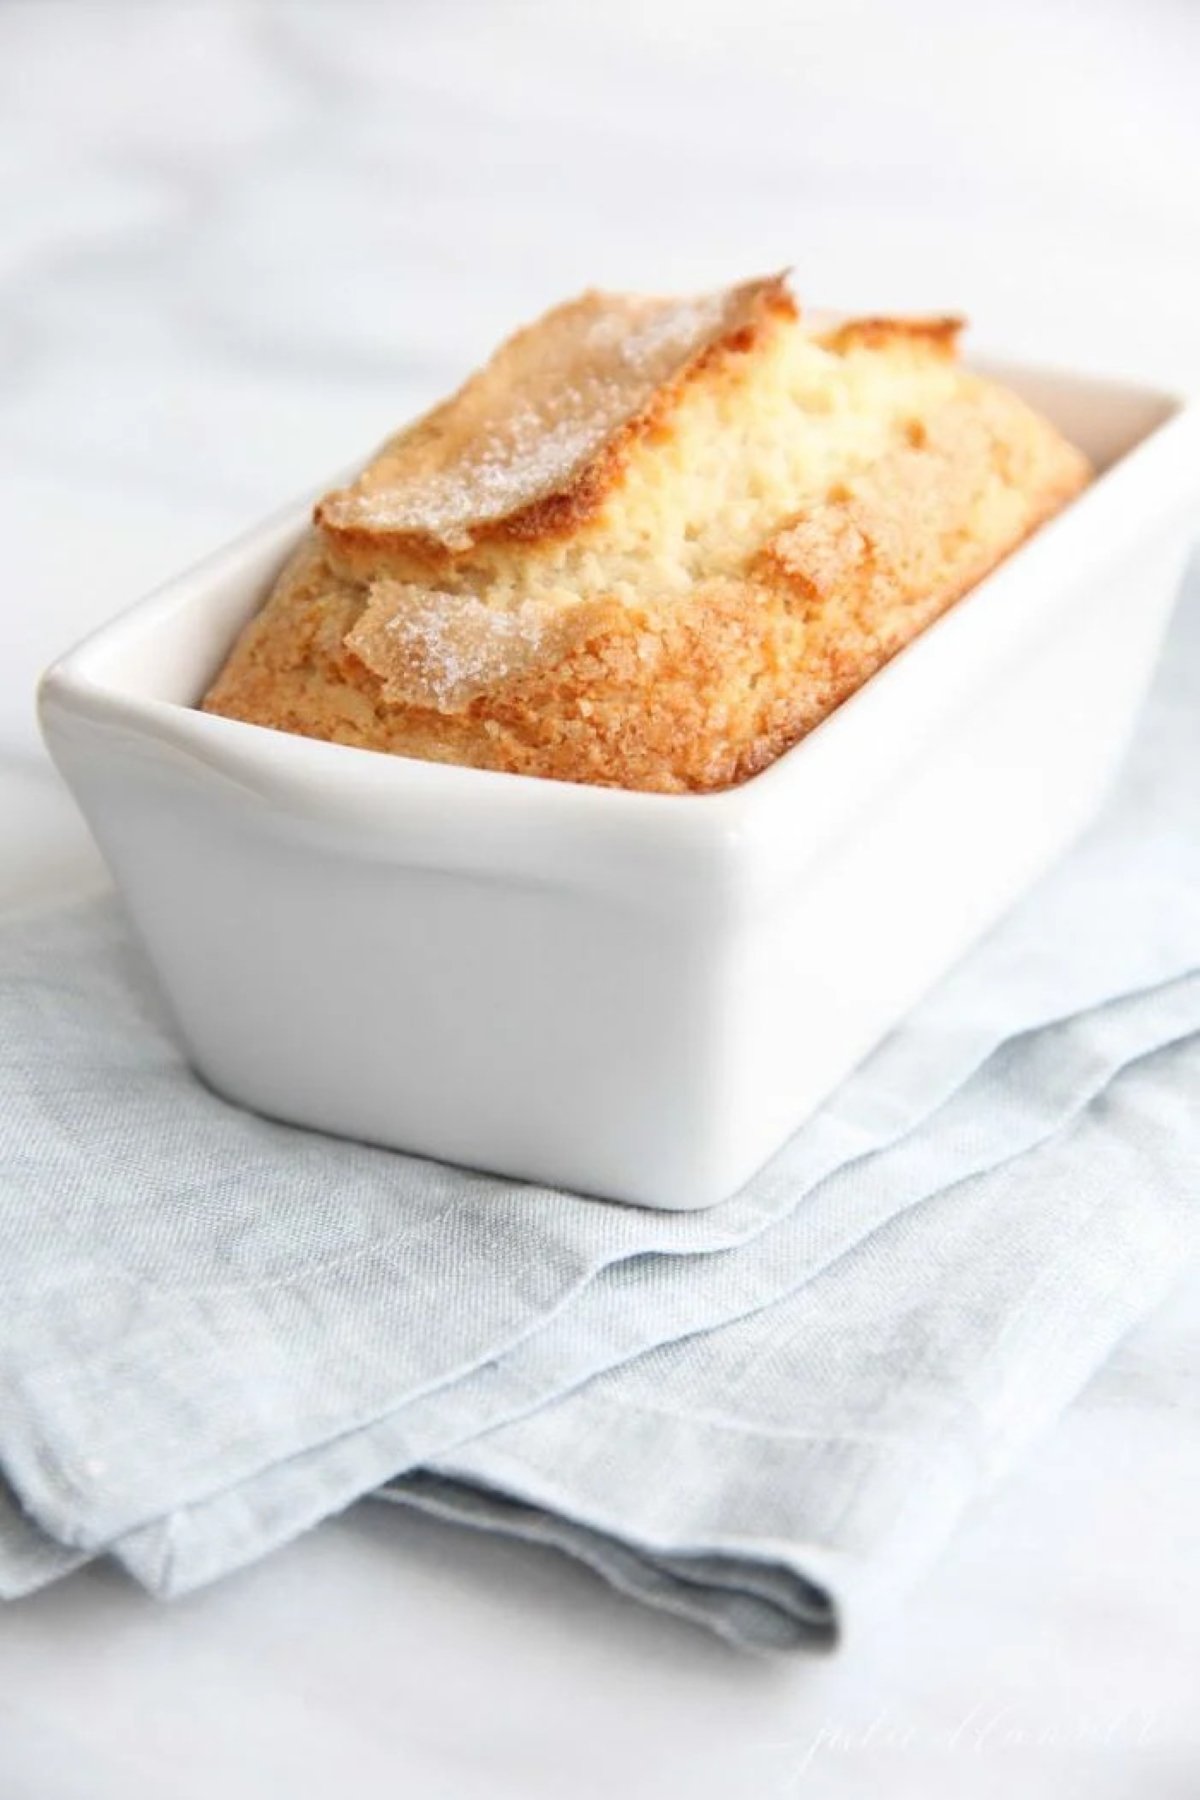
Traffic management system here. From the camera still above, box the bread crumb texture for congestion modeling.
[202,276,1091,793]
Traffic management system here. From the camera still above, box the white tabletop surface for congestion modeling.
[1,3,1198,1794]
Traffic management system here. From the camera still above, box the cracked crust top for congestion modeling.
[316,274,796,574]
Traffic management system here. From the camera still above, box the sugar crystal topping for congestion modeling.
[320,279,783,551]
[346,581,567,711]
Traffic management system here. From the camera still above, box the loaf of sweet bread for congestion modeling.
[201,275,1090,793]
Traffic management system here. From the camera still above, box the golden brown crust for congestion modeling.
[316,274,796,578]
[817,315,964,356]
[202,279,1091,794]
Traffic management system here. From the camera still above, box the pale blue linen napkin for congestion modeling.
[112,966,1200,1596]
[0,564,1196,1644]
[398,1028,1198,1648]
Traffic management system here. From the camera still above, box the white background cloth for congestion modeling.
[2,0,1198,1792]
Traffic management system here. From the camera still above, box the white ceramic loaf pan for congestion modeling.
[39,359,1199,1209]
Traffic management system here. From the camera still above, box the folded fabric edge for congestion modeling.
[0,1477,90,1600]
[386,1040,1198,1652]
[374,1472,839,1655]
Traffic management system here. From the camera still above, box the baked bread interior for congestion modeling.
[202,275,1091,793]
